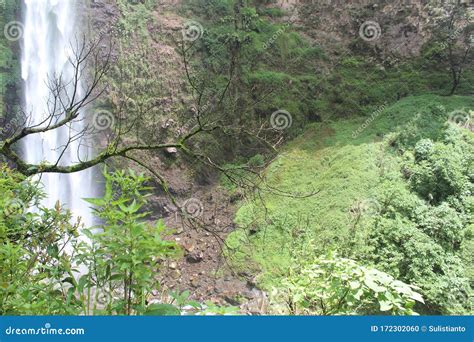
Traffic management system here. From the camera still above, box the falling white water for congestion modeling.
[21,0,96,227]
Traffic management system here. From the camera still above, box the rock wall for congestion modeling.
[274,0,455,58]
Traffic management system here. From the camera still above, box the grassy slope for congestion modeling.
[227,94,474,289]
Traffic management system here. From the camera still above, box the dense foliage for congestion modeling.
[227,96,474,315]
[1,0,473,316]
[0,168,233,315]
[364,106,473,314]
[0,0,20,122]
[0,166,81,314]
[272,253,424,315]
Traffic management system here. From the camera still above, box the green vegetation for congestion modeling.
[182,0,325,136]
[1,0,473,316]
[227,95,474,314]
[0,168,234,315]
[313,56,474,119]
[81,169,180,315]
[100,0,179,147]
[271,253,424,315]
[0,0,20,118]
[0,166,81,314]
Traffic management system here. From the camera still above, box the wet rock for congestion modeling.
[170,270,181,279]
[184,243,195,253]
[246,277,258,288]
[242,296,268,315]
[224,296,241,306]
[165,147,178,155]
[190,277,200,288]
[243,287,264,300]
[186,252,203,263]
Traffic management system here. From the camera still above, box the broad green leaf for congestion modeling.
[144,304,181,316]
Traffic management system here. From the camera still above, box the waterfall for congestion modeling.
[21,0,96,227]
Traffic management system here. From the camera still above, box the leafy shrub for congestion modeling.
[414,138,434,161]
[405,135,471,203]
[272,253,424,315]
[79,169,180,315]
[0,167,83,314]
[365,217,471,314]
[395,105,447,150]
[365,112,474,314]
[417,203,466,251]
[0,167,236,315]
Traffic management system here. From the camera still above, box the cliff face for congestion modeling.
[88,0,188,122]
[274,0,436,58]
[85,0,261,307]
[88,0,440,66]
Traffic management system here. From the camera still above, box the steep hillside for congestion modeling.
[1,0,472,316]
[281,0,432,57]
[85,0,473,313]
[227,94,474,314]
